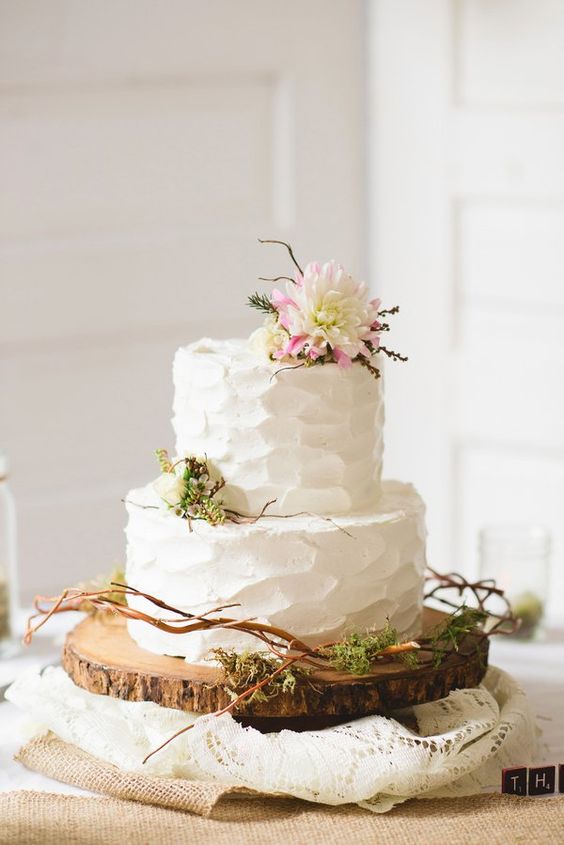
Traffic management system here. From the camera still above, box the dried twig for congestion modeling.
[378,346,408,363]
[258,238,303,275]
[424,567,520,637]
[269,363,306,382]
[258,276,295,284]
[25,567,517,762]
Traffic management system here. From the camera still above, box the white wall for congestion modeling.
[0,0,366,601]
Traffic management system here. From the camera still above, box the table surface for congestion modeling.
[1,615,563,796]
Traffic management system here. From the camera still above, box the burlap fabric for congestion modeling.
[1,790,563,845]
[16,733,253,817]
[7,733,564,844]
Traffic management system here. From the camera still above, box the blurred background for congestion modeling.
[1,0,563,626]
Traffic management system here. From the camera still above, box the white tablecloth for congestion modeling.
[1,618,563,797]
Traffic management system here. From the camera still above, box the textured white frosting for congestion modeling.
[124,481,426,664]
[172,338,384,517]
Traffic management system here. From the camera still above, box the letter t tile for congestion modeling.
[502,767,527,795]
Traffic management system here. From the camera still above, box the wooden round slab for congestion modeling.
[62,609,489,730]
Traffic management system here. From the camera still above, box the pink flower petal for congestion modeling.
[308,346,321,360]
[370,298,382,311]
[333,348,352,369]
[278,312,290,330]
[305,261,321,276]
[272,289,298,309]
[285,335,308,356]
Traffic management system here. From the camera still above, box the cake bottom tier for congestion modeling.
[124,480,426,664]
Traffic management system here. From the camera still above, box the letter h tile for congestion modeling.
[528,766,556,796]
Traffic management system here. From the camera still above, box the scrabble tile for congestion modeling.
[528,766,555,796]
[502,767,527,795]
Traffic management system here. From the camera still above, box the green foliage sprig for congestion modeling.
[248,292,277,315]
[428,606,488,668]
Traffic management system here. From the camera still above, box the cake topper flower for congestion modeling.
[249,239,407,378]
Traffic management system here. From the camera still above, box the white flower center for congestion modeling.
[314,304,342,329]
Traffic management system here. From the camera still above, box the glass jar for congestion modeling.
[0,452,19,656]
[479,524,551,640]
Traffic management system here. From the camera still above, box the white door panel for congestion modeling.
[370,0,564,623]
[457,0,564,107]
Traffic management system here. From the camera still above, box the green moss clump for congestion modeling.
[322,620,400,675]
[211,648,308,706]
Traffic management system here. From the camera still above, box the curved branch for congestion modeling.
[258,276,295,284]
[258,238,303,275]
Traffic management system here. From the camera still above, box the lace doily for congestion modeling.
[6,665,538,813]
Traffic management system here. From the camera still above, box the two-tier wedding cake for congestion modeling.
[124,248,427,665]
[12,243,534,813]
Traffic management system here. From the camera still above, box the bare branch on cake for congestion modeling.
[24,567,514,762]
[24,585,313,654]
[424,567,520,639]
[258,276,296,284]
[133,451,356,537]
[223,499,277,524]
[359,358,382,380]
[378,346,409,363]
[377,306,400,317]
[269,363,306,382]
[257,238,304,275]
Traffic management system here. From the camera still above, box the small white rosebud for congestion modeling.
[249,315,288,361]
[153,472,187,507]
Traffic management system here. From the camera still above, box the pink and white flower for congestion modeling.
[272,260,381,368]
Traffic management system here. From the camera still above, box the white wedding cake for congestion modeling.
[124,254,427,664]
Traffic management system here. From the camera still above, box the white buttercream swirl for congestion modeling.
[124,480,426,664]
[172,338,384,517]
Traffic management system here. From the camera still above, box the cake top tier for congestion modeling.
[172,337,384,517]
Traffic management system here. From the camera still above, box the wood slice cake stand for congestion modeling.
[63,608,489,732]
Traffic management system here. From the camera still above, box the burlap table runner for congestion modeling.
[7,732,564,843]
[16,733,253,817]
[1,790,563,845]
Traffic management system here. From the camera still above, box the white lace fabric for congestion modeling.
[6,665,538,813]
